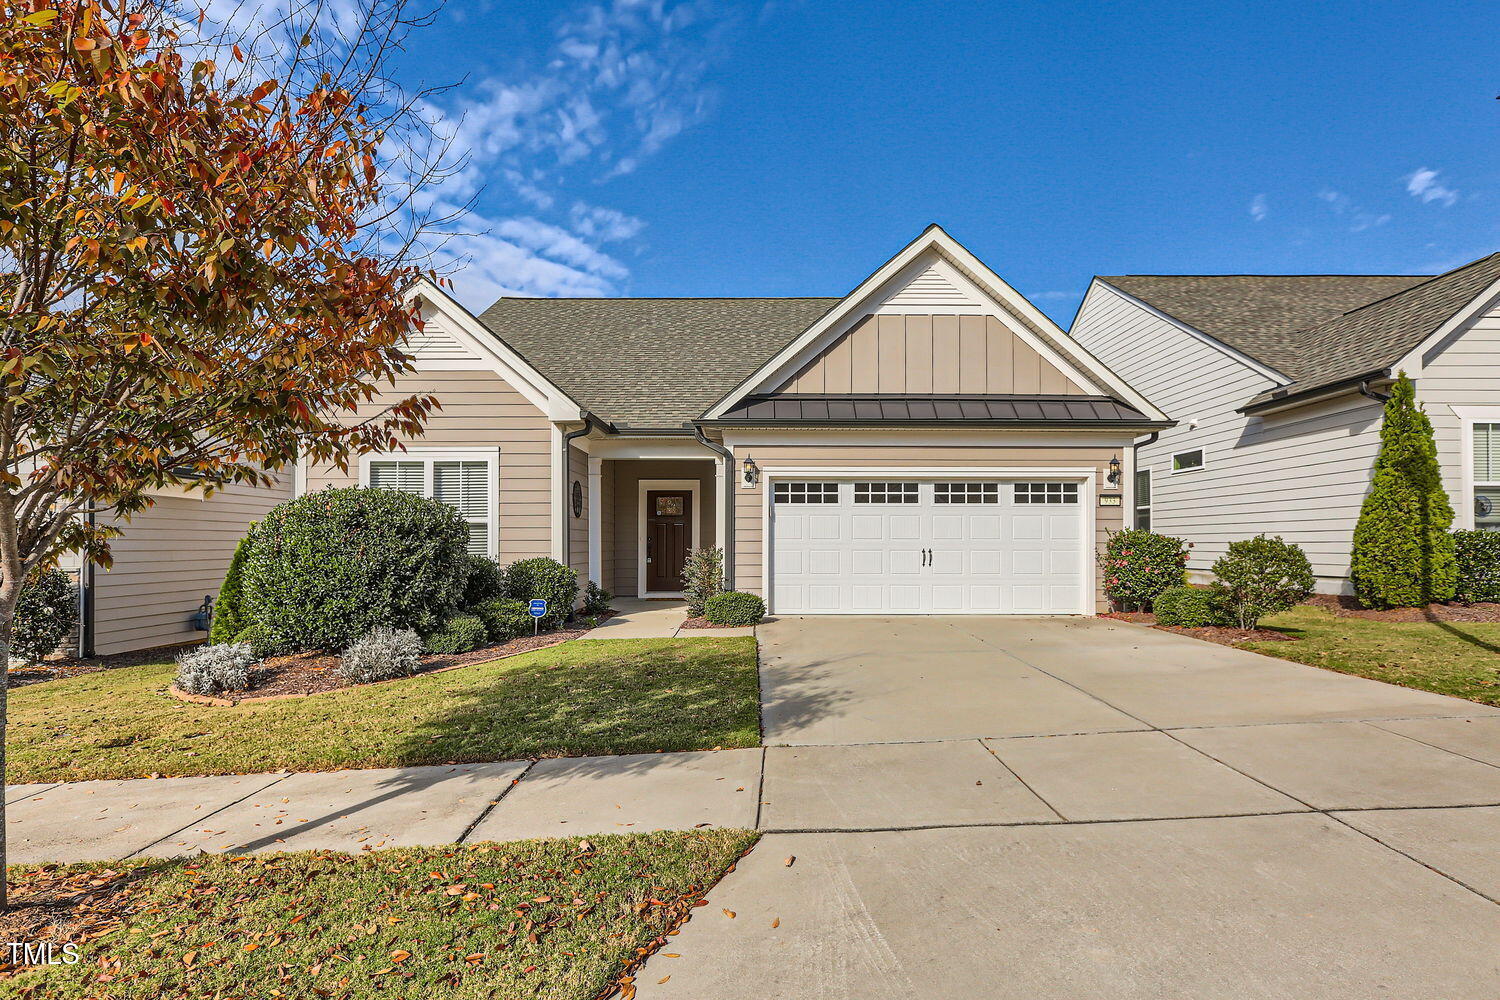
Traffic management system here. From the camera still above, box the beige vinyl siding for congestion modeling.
[728,439,1124,603]
[302,369,553,565]
[568,444,588,583]
[1071,282,1383,590]
[91,477,292,654]
[783,314,1087,396]
[1418,296,1500,526]
[608,459,717,597]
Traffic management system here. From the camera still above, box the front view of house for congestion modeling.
[299,225,1170,616]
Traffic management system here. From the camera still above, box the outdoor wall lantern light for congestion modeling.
[742,455,759,486]
[1107,455,1122,486]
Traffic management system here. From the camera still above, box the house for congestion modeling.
[57,476,293,656]
[1069,252,1500,594]
[299,224,1170,615]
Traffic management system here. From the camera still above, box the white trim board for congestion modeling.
[1401,276,1500,378]
[637,478,701,599]
[704,225,1168,423]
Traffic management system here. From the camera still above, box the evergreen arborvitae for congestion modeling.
[209,535,253,644]
[1350,374,1456,608]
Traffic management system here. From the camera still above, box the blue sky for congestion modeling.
[396,0,1499,324]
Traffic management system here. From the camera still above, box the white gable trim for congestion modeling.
[403,278,583,421]
[1398,274,1500,379]
[1088,279,1292,385]
[703,226,1168,421]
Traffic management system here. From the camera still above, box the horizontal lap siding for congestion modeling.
[1071,284,1379,590]
[92,478,292,654]
[1420,298,1500,522]
[608,460,717,597]
[729,441,1125,603]
[302,370,553,565]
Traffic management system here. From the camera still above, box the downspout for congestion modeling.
[692,424,735,589]
[1358,378,1392,404]
[1131,431,1159,531]
[560,415,598,582]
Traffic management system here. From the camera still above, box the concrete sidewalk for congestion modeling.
[585,598,757,639]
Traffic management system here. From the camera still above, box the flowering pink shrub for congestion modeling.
[1098,529,1190,611]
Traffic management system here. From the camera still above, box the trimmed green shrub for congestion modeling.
[339,626,424,684]
[425,613,487,655]
[705,591,765,626]
[502,557,577,629]
[1351,374,1456,609]
[462,554,508,608]
[582,580,613,616]
[1100,529,1189,612]
[1209,534,1314,629]
[11,567,79,663]
[209,535,253,645]
[1153,586,1226,627]
[243,488,470,651]
[233,622,281,659]
[1454,530,1500,604]
[681,547,724,617]
[473,598,533,643]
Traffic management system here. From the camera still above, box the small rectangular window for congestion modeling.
[773,482,839,504]
[1134,469,1152,531]
[1014,482,1079,504]
[854,482,919,504]
[934,482,999,504]
[1171,449,1205,473]
[1473,424,1500,530]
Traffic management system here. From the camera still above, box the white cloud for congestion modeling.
[1249,193,1268,222]
[1316,188,1390,233]
[1405,167,1459,207]
[410,0,739,304]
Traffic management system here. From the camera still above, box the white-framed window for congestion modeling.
[1473,423,1500,531]
[772,481,840,504]
[1171,448,1205,474]
[854,481,919,504]
[1134,469,1151,530]
[934,482,999,504]
[1014,482,1080,504]
[360,449,498,556]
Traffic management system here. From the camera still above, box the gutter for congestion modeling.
[1239,369,1392,416]
[695,418,1175,430]
[691,424,735,589]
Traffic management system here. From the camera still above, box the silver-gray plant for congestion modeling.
[175,642,256,696]
[339,625,424,685]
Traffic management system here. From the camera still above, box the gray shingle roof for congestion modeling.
[1244,252,1500,407]
[1102,274,1430,377]
[709,394,1163,426]
[476,296,838,428]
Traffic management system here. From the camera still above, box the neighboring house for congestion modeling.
[57,476,293,656]
[300,224,1170,615]
[1070,252,1500,594]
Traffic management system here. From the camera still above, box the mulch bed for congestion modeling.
[0,865,150,976]
[1099,611,1294,647]
[8,642,200,689]
[679,616,749,630]
[1305,593,1500,623]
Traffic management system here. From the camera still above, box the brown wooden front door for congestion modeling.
[646,490,692,593]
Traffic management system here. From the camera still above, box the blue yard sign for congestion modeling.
[528,599,547,617]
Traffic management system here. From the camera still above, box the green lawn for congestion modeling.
[10,637,761,783]
[12,829,757,999]
[1244,605,1500,705]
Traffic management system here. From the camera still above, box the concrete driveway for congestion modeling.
[636,615,1500,999]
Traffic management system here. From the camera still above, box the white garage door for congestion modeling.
[769,478,1086,614]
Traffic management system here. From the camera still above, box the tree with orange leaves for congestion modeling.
[0,0,460,904]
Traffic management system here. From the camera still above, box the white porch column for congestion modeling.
[587,455,603,585]
[549,424,567,562]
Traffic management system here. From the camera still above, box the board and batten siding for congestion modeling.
[1071,282,1384,590]
[302,369,553,565]
[728,439,1124,604]
[1417,294,1500,527]
[781,314,1087,396]
[607,459,717,598]
[90,477,293,654]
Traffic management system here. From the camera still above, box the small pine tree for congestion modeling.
[209,535,254,644]
[1350,374,1457,608]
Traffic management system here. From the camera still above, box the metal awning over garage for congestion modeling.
[703,394,1168,427]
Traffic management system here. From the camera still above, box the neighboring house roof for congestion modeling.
[1101,274,1430,378]
[704,394,1165,427]
[1242,251,1500,409]
[476,296,838,429]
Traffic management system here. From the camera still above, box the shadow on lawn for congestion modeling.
[1421,608,1500,658]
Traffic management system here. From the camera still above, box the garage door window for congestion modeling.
[934,482,999,504]
[854,482,919,504]
[1014,482,1079,504]
[773,481,839,504]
